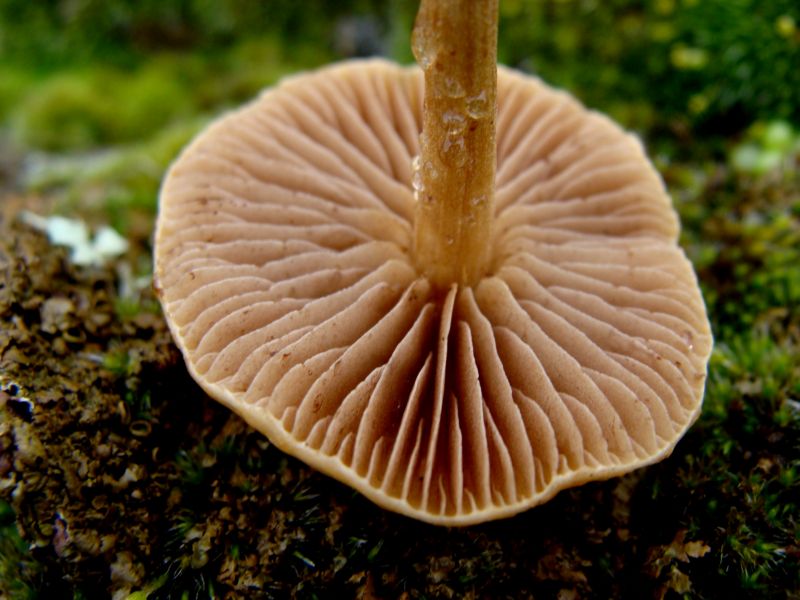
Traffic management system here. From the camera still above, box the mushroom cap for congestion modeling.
[154,59,712,526]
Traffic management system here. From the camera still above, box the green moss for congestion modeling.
[12,73,109,151]
[638,147,800,597]
[11,65,193,151]
[731,120,800,175]
[0,501,39,600]
[102,347,138,379]
[644,0,800,129]
[0,66,36,124]
[668,142,800,339]
[8,34,330,156]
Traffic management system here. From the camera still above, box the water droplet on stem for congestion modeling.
[466,91,489,119]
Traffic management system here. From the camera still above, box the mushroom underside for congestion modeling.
[155,60,712,525]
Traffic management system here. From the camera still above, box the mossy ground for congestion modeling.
[1,2,800,599]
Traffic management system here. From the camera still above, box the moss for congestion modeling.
[10,65,194,152]
[644,138,800,599]
[0,66,37,124]
[6,34,334,152]
[0,500,41,600]
[644,0,800,129]
[668,145,800,340]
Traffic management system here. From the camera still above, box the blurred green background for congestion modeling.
[1,1,799,598]
[2,0,800,127]
[3,0,800,138]
[1,0,798,221]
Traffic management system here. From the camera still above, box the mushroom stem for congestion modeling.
[411,0,499,289]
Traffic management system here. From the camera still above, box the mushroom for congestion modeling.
[154,0,712,525]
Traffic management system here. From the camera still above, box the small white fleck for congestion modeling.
[20,211,129,267]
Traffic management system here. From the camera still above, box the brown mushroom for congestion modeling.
[154,1,712,525]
